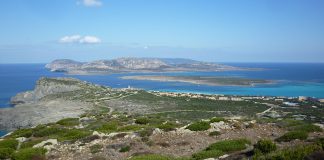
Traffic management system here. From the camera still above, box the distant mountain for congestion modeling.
[45,57,245,74]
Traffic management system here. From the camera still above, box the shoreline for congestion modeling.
[121,75,274,87]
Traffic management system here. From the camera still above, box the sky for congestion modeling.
[0,0,324,63]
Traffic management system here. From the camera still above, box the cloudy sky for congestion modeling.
[0,0,324,63]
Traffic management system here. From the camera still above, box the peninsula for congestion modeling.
[121,75,272,86]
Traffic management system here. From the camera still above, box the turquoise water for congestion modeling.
[1,63,324,136]
[1,63,324,108]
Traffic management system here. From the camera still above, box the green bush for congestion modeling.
[33,127,63,137]
[97,121,118,133]
[206,139,251,152]
[0,147,15,159]
[90,144,103,154]
[209,117,225,123]
[12,148,47,160]
[254,143,322,160]
[290,124,322,133]
[117,125,143,132]
[119,145,131,152]
[254,139,277,154]
[129,154,171,160]
[0,139,19,150]
[209,131,221,136]
[56,118,80,126]
[138,128,154,137]
[192,150,224,160]
[20,139,44,149]
[135,117,150,125]
[276,131,308,142]
[9,129,33,138]
[186,121,210,131]
[57,129,91,142]
[158,122,178,132]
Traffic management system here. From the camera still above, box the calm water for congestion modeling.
[1,63,324,136]
[1,63,324,108]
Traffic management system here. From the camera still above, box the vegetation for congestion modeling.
[192,150,224,160]
[157,122,178,132]
[12,148,47,160]
[186,121,210,131]
[56,118,80,126]
[209,117,225,123]
[90,144,103,154]
[135,117,150,125]
[9,129,33,138]
[254,139,277,154]
[56,129,91,142]
[0,147,15,159]
[97,121,118,133]
[209,131,221,136]
[276,131,308,142]
[205,139,251,152]
[192,139,250,160]
[119,145,131,152]
[0,139,19,150]
[253,143,323,160]
[20,139,44,149]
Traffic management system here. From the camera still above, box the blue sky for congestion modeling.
[0,0,324,63]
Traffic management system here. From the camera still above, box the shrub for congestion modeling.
[276,131,308,142]
[209,117,225,123]
[0,148,15,159]
[57,129,91,142]
[254,139,277,154]
[33,127,63,137]
[56,118,80,126]
[135,117,150,125]
[0,139,19,150]
[158,122,178,132]
[9,129,33,138]
[138,128,154,137]
[129,154,170,160]
[192,150,224,160]
[12,148,47,160]
[117,125,143,132]
[254,143,322,160]
[119,145,131,152]
[209,131,221,136]
[20,139,44,149]
[206,139,251,153]
[90,144,103,154]
[97,121,118,133]
[290,124,322,133]
[186,121,210,131]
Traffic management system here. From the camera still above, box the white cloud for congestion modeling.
[80,36,101,44]
[79,0,102,7]
[59,35,101,44]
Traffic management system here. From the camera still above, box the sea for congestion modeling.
[1,63,324,136]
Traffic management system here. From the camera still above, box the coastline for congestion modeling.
[121,75,273,87]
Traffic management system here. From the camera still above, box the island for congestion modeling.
[45,58,260,75]
[121,75,273,86]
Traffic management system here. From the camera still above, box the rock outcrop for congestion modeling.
[11,77,81,105]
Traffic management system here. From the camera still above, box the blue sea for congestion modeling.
[1,63,324,136]
[1,63,324,109]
